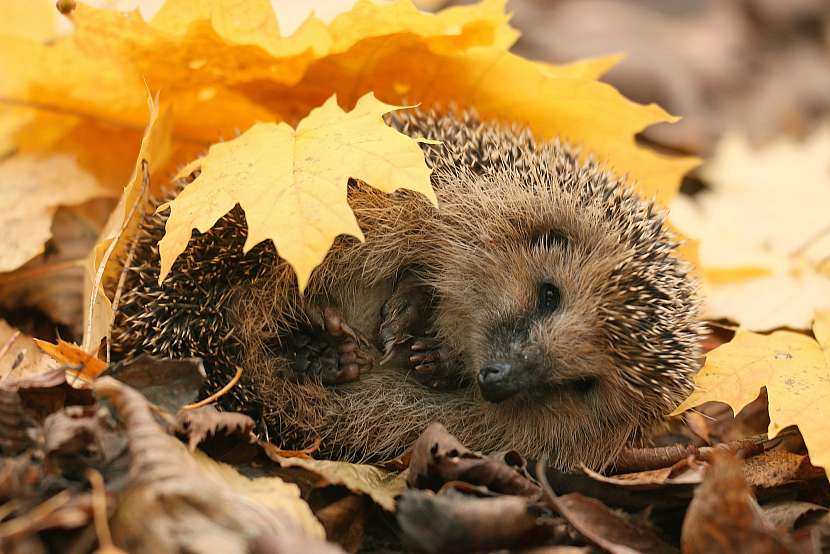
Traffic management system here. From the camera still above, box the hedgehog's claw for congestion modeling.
[290,307,374,385]
[408,336,464,390]
[379,272,434,363]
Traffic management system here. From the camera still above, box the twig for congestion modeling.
[106,233,140,363]
[612,435,769,474]
[86,469,117,550]
[0,330,20,363]
[183,366,244,410]
[0,491,71,539]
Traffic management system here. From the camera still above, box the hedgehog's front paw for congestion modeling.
[290,307,374,385]
[379,274,433,362]
[408,336,465,390]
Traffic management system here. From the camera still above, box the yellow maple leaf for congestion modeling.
[158,92,436,290]
[671,126,830,330]
[673,312,830,477]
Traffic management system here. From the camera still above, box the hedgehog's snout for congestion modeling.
[477,362,519,402]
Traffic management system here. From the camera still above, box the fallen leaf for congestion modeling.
[173,406,254,451]
[312,493,367,554]
[34,338,106,384]
[671,127,830,330]
[397,490,556,554]
[0,320,55,382]
[157,92,437,289]
[93,376,328,550]
[107,354,206,413]
[408,422,540,497]
[681,451,796,554]
[762,501,828,534]
[743,450,826,489]
[0,198,116,339]
[0,154,114,272]
[82,93,173,354]
[673,313,830,477]
[269,454,407,512]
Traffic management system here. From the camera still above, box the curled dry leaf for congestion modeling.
[269,454,407,512]
[762,501,829,534]
[92,377,327,553]
[0,389,41,456]
[408,422,540,497]
[539,464,677,554]
[172,406,254,452]
[42,405,126,478]
[397,489,557,554]
[82,94,173,355]
[681,451,796,554]
[1,367,93,423]
[742,450,827,489]
[0,320,55,383]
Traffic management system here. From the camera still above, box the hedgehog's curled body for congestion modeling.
[112,109,701,470]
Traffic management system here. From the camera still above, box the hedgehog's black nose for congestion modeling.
[478,362,518,402]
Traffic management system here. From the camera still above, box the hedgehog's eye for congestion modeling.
[538,282,561,313]
[530,228,568,251]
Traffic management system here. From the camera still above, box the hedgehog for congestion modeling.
[111,108,701,471]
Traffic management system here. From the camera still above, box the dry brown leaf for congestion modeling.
[270,455,407,512]
[681,452,796,554]
[192,450,326,539]
[0,198,116,338]
[82,94,172,354]
[0,320,56,382]
[34,338,106,383]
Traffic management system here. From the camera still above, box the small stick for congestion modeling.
[87,469,119,551]
[183,365,244,410]
[612,435,768,474]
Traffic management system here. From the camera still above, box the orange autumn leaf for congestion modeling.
[35,337,107,383]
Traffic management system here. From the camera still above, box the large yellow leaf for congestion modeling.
[671,127,830,330]
[673,312,830,477]
[158,92,436,289]
[1,0,690,203]
[242,39,697,205]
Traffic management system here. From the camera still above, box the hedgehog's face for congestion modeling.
[431,166,699,415]
[434,214,629,408]
[479,229,620,405]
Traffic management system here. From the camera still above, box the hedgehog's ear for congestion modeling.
[530,227,569,251]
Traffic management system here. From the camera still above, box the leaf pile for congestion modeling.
[3,356,829,553]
